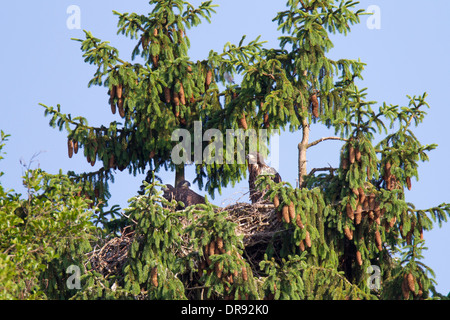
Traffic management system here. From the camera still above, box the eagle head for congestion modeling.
[177,180,191,189]
[246,152,267,165]
[162,184,174,191]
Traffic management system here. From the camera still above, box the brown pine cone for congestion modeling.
[375,230,382,251]
[288,202,296,221]
[406,177,412,190]
[151,267,158,287]
[346,202,354,220]
[205,69,213,90]
[344,226,353,240]
[273,194,280,208]
[239,114,248,130]
[349,145,355,164]
[355,205,362,225]
[310,94,319,118]
[305,231,312,247]
[356,250,363,266]
[282,205,290,224]
[355,148,362,162]
[116,84,123,99]
[68,139,74,158]
[179,83,186,105]
[407,273,415,293]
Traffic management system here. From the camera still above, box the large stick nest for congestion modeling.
[86,202,283,279]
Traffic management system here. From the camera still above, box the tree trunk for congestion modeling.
[298,119,310,188]
[175,164,185,187]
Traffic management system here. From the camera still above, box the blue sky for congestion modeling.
[1,1,449,295]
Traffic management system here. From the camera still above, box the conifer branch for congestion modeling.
[307,136,347,149]
[308,167,336,176]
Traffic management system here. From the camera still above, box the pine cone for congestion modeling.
[346,202,354,220]
[73,140,78,154]
[344,226,353,240]
[264,113,270,128]
[205,69,213,90]
[209,240,216,256]
[116,84,123,99]
[118,98,125,118]
[375,230,382,251]
[273,194,280,208]
[173,90,180,107]
[355,205,362,225]
[110,85,117,100]
[296,213,304,229]
[68,139,74,158]
[151,267,158,287]
[239,114,248,130]
[179,83,186,105]
[356,250,363,266]
[299,240,305,252]
[288,202,296,221]
[305,231,312,247]
[389,217,396,228]
[310,94,319,118]
[407,273,415,293]
[358,187,365,204]
[406,177,412,190]
[349,145,355,164]
[282,205,290,224]
[355,148,362,162]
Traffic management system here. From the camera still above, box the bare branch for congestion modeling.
[307,136,347,149]
[308,167,337,176]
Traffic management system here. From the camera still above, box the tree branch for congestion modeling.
[307,136,347,149]
[308,167,337,176]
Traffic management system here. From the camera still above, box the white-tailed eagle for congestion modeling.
[162,180,205,209]
[246,152,282,204]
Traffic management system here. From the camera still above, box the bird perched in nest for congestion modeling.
[246,152,282,204]
[162,180,205,209]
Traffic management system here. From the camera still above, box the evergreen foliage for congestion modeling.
[1,0,449,300]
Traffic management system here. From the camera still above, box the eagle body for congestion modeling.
[247,152,282,204]
[163,180,205,209]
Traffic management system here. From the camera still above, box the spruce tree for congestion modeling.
[34,0,450,300]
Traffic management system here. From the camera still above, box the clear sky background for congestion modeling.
[1,0,449,295]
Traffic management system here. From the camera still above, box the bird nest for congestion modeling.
[86,226,135,278]
[86,202,283,279]
[223,202,282,247]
